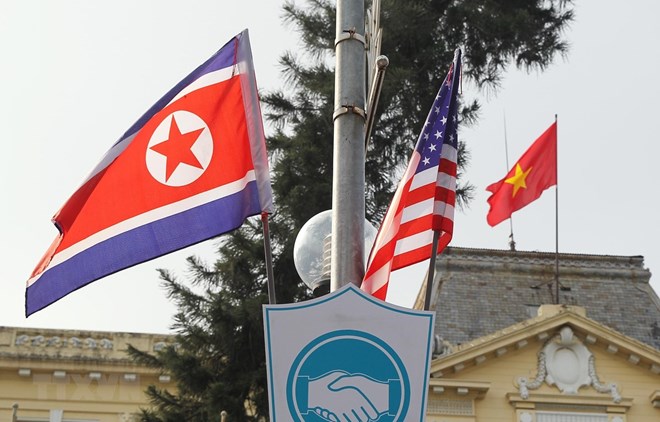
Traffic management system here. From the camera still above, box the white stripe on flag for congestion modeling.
[27,170,257,288]
[81,132,137,186]
[168,66,235,106]
[362,259,393,296]
[400,198,434,224]
[366,154,421,269]
[441,143,457,162]
[394,229,434,256]
[437,173,456,190]
[434,202,455,217]
[410,166,438,191]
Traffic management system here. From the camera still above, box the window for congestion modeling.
[537,411,608,422]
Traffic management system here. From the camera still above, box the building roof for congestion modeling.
[416,247,660,350]
[430,304,660,379]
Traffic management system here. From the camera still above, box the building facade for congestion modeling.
[418,248,660,421]
[2,248,658,421]
[0,327,172,421]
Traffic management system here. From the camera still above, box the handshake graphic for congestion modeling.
[296,370,401,422]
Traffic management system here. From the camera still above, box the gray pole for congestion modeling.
[554,114,560,304]
[331,0,366,291]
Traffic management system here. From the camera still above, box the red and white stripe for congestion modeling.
[361,144,457,300]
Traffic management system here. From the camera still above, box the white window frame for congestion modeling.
[536,410,608,422]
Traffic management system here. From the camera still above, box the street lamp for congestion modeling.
[294,210,376,296]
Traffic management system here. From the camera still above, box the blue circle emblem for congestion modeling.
[287,330,410,422]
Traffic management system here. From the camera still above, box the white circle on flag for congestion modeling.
[145,110,214,187]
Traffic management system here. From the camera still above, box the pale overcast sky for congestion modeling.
[2,0,658,334]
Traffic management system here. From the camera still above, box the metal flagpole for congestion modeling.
[423,231,441,311]
[261,212,277,304]
[331,0,366,291]
[503,111,516,251]
[554,114,560,304]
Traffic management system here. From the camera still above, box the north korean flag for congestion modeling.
[26,30,272,316]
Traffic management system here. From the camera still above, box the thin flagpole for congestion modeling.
[423,230,441,311]
[554,114,559,305]
[503,111,516,251]
[261,212,277,304]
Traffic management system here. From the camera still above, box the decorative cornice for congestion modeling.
[651,390,660,408]
[436,247,651,282]
[429,379,490,399]
[508,392,633,409]
[430,309,660,378]
[0,326,173,364]
[14,333,114,349]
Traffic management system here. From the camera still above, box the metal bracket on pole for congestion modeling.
[335,28,367,47]
[364,55,389,149]
[333,105,367,121]
[332,0,366,290]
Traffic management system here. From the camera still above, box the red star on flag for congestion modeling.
[149,116,205,181]
[26,29,275,317]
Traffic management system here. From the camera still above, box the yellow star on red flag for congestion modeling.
[504,163,533,197]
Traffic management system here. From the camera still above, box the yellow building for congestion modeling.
[0,327,172,421]
[420,248,660,421]
[1,247,658,421]
[425,305,660,421]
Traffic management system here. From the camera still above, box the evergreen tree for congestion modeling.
[128,1,573,420]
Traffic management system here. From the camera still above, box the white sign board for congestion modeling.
[263,284,435,421]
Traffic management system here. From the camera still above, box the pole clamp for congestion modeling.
[333,105,367,121]
[335,28,366,48]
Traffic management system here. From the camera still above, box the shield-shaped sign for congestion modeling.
[263,284,435,421]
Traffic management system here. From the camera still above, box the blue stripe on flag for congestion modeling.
[26,181,261,315]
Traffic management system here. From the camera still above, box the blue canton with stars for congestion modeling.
[414,51,461,173]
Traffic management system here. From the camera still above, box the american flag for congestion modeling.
[361,49,461,301]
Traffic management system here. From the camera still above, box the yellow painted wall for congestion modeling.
[0,327,173,421]
[428,333,660,421]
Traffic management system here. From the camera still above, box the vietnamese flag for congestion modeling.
[486,122,557,227]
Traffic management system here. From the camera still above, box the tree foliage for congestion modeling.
[128,1,573,420]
